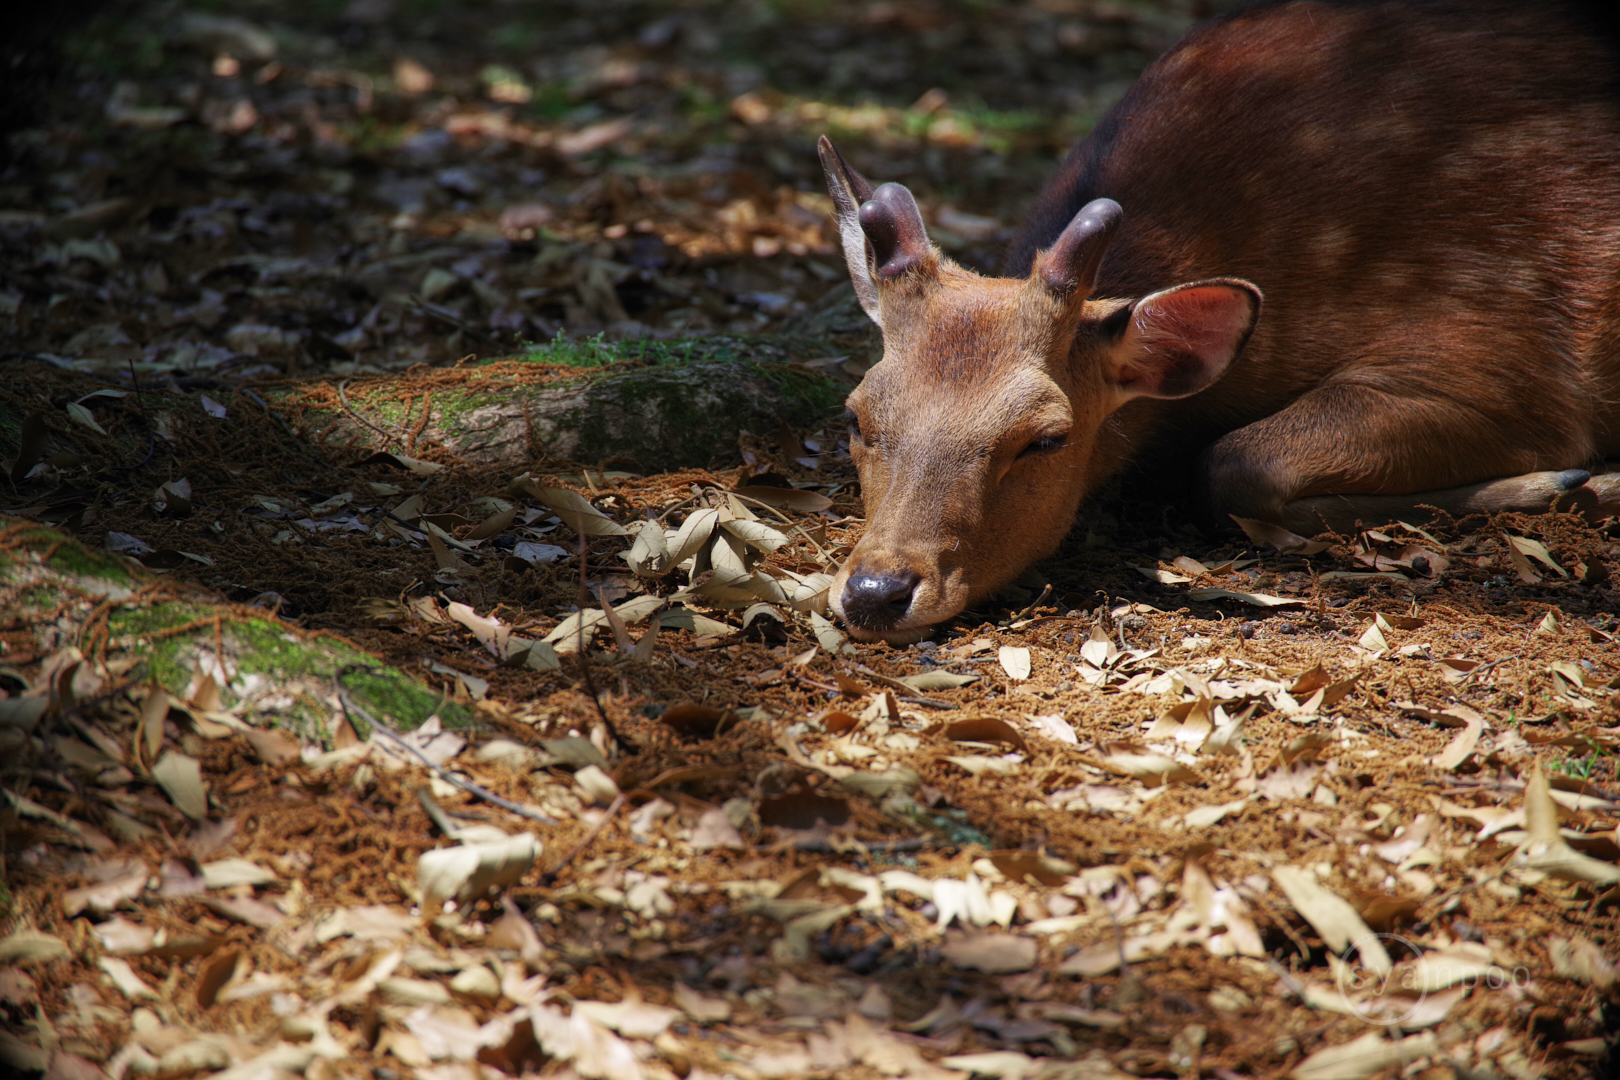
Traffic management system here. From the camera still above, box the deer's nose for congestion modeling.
[841,570,919,630]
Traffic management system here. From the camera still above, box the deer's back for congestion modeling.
[1011,0,1620,455]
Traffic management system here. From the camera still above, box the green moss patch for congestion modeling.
[2,517,470,744]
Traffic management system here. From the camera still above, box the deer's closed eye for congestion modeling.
[1018,433,1069,458]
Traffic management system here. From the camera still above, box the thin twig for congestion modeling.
[785,837,931,854]
[575,531,633,755]
[1459,652,1522,685]
[653,491,705,525]
[790,669,841,694]
[723,489,797,524]
[334,672,558,826]
[790,669,956,710]
[408,296,496,347]
[337,377,406,444]
[726,488,835,559]
[791,522,834,561]
[540,792,627,886]
[1007,583,1054,625]
[1265,957,1312,1003]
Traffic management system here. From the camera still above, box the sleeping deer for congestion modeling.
[821,0,1620,643]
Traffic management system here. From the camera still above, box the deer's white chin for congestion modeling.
[842,621,936,645]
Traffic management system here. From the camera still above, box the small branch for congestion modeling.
[540,792,627,887]
[575,532,634,756]
[334,674,558,826]
[1459,652,1522,685]
[337,377,407,446]
[1007,584,1054,625]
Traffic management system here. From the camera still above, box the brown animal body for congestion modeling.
[820,0,1620,643]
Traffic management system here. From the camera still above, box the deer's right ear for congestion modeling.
[1105,279,1261,400]
[818,136,883,326]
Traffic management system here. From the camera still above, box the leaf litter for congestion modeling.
[6,424,1618,1080]
[2,0,1620,1078]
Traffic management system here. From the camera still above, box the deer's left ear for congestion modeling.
[1105,279,1261,399]
[819,136,883,327]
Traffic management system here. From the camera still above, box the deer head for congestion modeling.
[819,137,1261,643]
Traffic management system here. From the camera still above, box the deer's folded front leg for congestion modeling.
[1199,381,1596,535]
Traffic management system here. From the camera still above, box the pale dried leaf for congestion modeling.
[731,485,833,512]
[630,618,660,661]
[659,607,734,636]
[1404,942,1497,992]
[1292,1031,1437,1080]
[1516,765,1620,884]
[1080,626,1117,668]
[201,858,277,888]
[940,929,1037,974]
[810,611,847,654]
[668,507,719,563]
[574,999,680,1039]
[1547,936,1617,990]
[1097,746,1202,786]
[99,956,157,999]
[1357,621,1388,652]
[0,931,70,965]
[1432,714,1483,770]
[1025,713,1078,745]
[532,486,629,535]
[597,588,635,654]
[998,645,1031,681]
[1187,588,1303,608]
[418,833,541,910]
[151,751,208,819]
[689,806,745,850]
[895,670,979,692]
[720,517,791,552]
[1272,866,1388,974]
[622,520,672,576]
[940,1051,1037,1078]
[1229,515,1334,554]
[62,866,147,916]
[790,571,835,613]
[1506,534,1567,576]
[65,400,109,435]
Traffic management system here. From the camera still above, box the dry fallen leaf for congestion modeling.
[1229,515,1334,554]
[1272,866,1389,974]
[1095,743,1203,786]
[1514,765,1620,885]
[1292,1031,1438,1080]
[896,670,979,692]
[151,751,208,820]
[514,481,630,536]
[418,833,541,910]
[941,717,1028,753]
[998,645,1031,680]
[939,929,1037,973]
[1505,534,1567,576]
[1187,588,1303,608]
[1431,712,1483,770]
[0,931,71,966]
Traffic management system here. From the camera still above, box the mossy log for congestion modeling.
[0,518,468,746]
[276,336,849,471]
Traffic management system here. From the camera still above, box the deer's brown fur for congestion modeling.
[823,0,1620,642]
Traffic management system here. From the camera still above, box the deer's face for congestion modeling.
[818,137,1260,643]
[831,274,1126,641]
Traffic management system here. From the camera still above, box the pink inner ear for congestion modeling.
[1122,284,1257,398]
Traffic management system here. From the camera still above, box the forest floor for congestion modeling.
[1,2,1617,1080]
